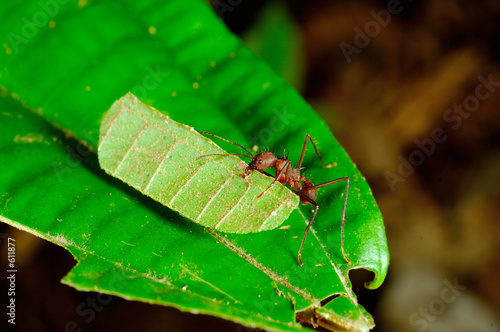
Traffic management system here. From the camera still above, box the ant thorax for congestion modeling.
[275,158,303,191]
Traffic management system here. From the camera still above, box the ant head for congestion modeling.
[247,151,277,173]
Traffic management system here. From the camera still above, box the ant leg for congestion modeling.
[306,177,350,264]
[195,153,252,161]
[256,160,291,198]
[297,194,319,266]
[297,134,326,169]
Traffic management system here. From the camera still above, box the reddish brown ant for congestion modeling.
[196,131,350,266]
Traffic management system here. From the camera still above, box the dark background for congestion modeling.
[2,0,500,331]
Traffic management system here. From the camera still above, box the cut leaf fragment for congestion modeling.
[98,93,299,233]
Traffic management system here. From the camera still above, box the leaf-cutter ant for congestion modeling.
[196,131,350,266]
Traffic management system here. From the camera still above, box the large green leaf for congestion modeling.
[0,0,389,331]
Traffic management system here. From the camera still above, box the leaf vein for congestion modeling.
[207,229,319,302]
[98,100,127,151]
[213,181,251,230]
[168,162,206,206]
[258,195,289,232]
[179,264,241,304]
[113,121,147,175]
[143,136,179,193]
[196,174,232,221]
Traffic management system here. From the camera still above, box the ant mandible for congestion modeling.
[196,131,350,266]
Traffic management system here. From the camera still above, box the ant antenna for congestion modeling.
[195,153,253,161]
[196,131,254,161]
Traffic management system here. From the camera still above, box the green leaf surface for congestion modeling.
[0,0,389,331]
[98,93,299,233]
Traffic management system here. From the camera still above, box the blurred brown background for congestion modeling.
[2,0,500,331]
[289,0,500,331]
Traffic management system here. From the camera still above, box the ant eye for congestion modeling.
[258,159,263,164]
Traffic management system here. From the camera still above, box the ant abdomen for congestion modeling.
[301,178,317,204]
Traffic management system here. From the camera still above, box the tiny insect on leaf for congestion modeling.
[98,93,299,233]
